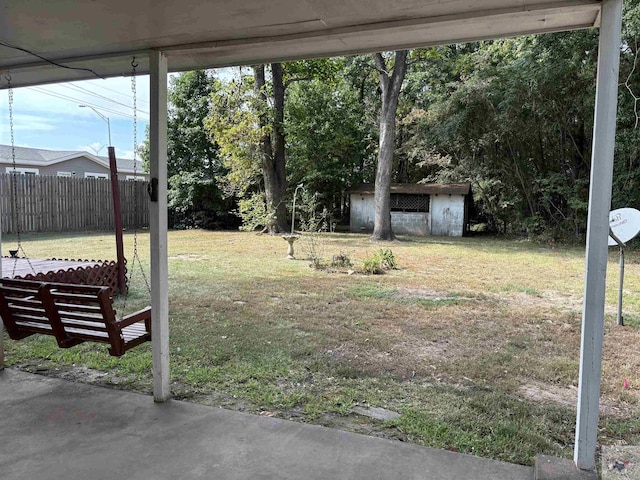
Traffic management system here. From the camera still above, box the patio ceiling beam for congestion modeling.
[149,50,170,403]
[575,0,623,471]
[165,0,601,54]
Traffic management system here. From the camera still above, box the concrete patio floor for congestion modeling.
[0,368,534,480]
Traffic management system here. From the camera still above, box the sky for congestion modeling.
[0,67,241,161]
[0,76,152,160]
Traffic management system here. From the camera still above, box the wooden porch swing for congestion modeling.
[0,278,151,357]
[0,60,152,357]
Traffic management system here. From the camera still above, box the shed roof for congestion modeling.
[351,183,472,195]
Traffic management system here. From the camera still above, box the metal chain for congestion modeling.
[6,76,36,277]
[118,58,150,318]
[131,58,150,294]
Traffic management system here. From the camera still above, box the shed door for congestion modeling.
[430,195,464,236]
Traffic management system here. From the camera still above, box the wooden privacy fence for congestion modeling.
[0,174,149,234]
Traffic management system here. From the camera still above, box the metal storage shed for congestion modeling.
[350,183,472,236]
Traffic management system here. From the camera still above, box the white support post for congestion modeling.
[149,50,170,402]
[0,214,4,370]
[574,0,623,471]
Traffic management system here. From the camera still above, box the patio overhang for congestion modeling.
[1,1,601,88]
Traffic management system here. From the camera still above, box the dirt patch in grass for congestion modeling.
[170,254,208,262]
[518,381,626,416]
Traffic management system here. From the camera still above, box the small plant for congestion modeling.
[377,248,397,270]
[362,255,383,274]
[362,249,397,275]
[331,252,352,268]
[298,190,330,267]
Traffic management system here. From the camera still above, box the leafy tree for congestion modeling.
[415,35,599,237]
[207,64,290,233]
[285,77,373,220]
[167,70,222,178]
[140,70,233,229]
[208,60,342,233]
[256,63,288,233]
[207,68,282,232]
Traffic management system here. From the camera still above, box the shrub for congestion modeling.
[377,248,397,270]
[331,253,352,268]
[362,255,383,274]
[362,249,397,275]
[168,172,238,230]
[236,192,277,232]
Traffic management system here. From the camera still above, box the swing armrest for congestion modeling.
[115,306,152,331]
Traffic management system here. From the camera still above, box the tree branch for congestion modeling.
[284,77,313,88]
[373,53,388,75]
[390,50,408,96]
[374,52,390,92]
[625,37,640,129]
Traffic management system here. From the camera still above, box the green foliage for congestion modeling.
[297,189,329,233]
[167,71,222,179]
[331,253,352,268]
[362,256,383,275]
[362,249,397,275]
[140,70,232,229]
[206,75,265,198]
[297,189,329,267]
[376,248,397,269]
[285,79,373,218]
[168,172,236,230]
[408,34,599,237]
[236,192,275,232]
[143,17,640,239]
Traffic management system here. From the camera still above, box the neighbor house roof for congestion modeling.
[0,144,145,174]
[351,183,472,196]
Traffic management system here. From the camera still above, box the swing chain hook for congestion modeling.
[131,57,139,70]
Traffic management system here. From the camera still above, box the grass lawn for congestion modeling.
[3,230,640,466]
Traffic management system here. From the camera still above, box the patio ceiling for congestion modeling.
[0,0,601,88]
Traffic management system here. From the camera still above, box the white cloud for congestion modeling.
[115,149,136,160]
[11,113,59,132]
[1,76,151,122]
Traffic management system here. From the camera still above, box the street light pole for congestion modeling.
[79,104,111,146]
[79,104,125,293]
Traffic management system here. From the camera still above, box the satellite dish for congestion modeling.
[608,208,640,246]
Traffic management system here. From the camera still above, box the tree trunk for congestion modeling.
[271,63,289,232]
[253,64,289,234]
[371,51,408,241]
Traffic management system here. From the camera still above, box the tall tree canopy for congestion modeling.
[141,70,233,229]
[147,2,640,240]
